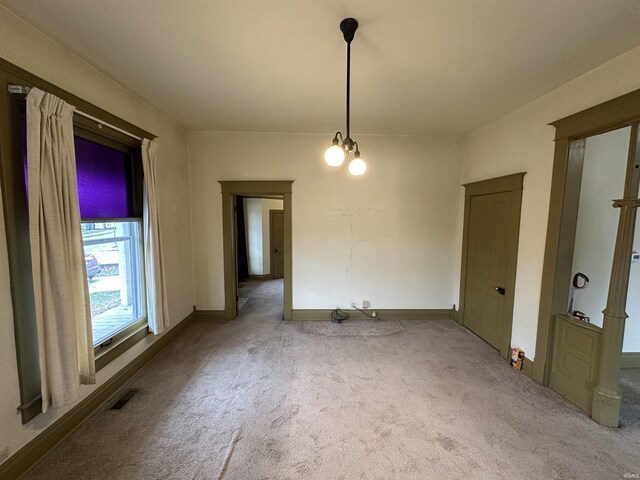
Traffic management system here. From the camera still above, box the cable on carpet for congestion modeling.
[330,307,384,323]
[330,308,350,323]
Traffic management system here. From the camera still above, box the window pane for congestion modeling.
[75,137,134,219]
[82,221,144,345]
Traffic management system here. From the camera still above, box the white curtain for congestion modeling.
[26,88,95,413]
[141,139,170,334]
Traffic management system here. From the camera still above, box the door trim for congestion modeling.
[458,172,525,359]
[269,209,284,280]
[220,181,293,320]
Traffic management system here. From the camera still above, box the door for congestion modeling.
[270,210,285,279]
[460,173,523,359]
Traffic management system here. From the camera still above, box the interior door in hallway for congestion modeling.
[270,210,285,279]
[461,178,522,358]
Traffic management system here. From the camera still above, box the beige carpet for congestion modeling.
[22,284,640,479]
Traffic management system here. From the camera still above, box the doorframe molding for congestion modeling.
[458,172,526,360]
[220,181,293,320]
[269,208,284,280]
[533,87,640,385]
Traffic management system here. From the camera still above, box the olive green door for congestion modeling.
[463,191,513,352]
[270,210,285,279]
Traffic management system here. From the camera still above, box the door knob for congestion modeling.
[495,287,505,295]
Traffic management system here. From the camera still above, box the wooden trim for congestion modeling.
[522,357,535,378]
[195,309,226,321]
[462,172,526,196]
[248,274,273,281]
[291,309,453,321]
[220,182,293,321]
[459,173,525,360]
[551,88,640,141]
[219,181,293,195]
[94,323,149,372]
[621,352,640,369]
[0,309,195,480]
[0,58,155,140]
[534,140,586,384]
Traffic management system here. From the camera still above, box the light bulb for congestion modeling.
[348,157,367,176]
[324,145,345,167]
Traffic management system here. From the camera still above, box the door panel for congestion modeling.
[464,192,511,351]
[271,210,285,279]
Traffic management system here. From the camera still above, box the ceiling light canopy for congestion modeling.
[324,18,366,176]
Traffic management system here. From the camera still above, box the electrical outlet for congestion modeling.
[371,310,377,317]
[351,302,356,310]
[362,300,371,309]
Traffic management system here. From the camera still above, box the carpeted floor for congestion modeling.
[22,280,640,479]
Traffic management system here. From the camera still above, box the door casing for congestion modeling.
[220,181,293,320]
[458,173,525,360]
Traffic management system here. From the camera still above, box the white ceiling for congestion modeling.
[3,0,640,135]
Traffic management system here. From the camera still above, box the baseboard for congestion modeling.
[248,274,272,281]
[0,309,196,480]
[195,309,226,321]
[621,352,640,368]
[291,308,453,321]
[522,356,535,378]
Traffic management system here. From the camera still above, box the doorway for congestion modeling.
[220,181,293,321]
[459,173,525,360]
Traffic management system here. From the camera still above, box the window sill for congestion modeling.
[95,320,149,372]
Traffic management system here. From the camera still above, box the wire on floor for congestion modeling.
[330,308,350,324]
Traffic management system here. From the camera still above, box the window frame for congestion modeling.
[0,58,155,424]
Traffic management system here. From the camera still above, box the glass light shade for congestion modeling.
[348,157,367,176]
[324,145,345,167]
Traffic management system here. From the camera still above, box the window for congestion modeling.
[0,65,154,424]
[72,134,146,348]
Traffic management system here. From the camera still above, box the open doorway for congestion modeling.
[235,195,284,315]
[220,181,293,321]
[538,93,640,427]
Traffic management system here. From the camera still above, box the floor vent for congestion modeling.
[110,388,139,410]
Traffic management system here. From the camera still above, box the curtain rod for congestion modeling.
[8,85,143,142]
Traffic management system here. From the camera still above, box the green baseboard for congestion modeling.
[195,309,226,321]
[621,352,640,368]
[522,356,535,378]
[0,309,195,480]
[291,308,453,321]
[248,274,272,281]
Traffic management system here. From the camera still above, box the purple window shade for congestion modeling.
[21,118,136,219]
[74,136,132,219]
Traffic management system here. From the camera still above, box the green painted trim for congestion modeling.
[95,323,149,372]
[220,182,293,321]
[219,180,293,195]
[522,357,535,378]
[551,87,640,141]
[459,173,525,361]
[621,353,640,369]
[291,309,453,321]
[548,314,602,414]
[248,274,273,281]
[0,310,195,480]
[195,309,226,321]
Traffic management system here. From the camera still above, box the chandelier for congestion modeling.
[324,18,366,176]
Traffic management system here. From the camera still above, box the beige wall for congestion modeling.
[0,6,193,462]
[189,131,463,310]
[570,128,640,351]
[461,45,640,359]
